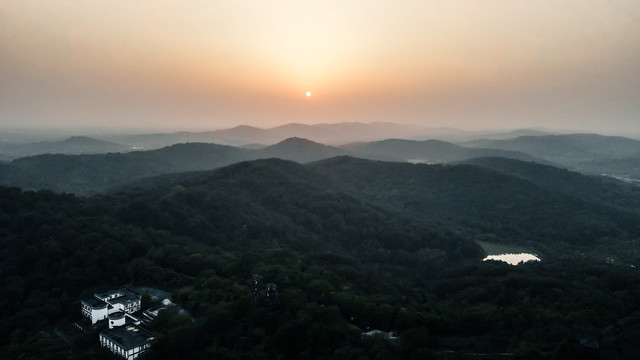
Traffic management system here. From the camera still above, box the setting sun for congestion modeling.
[1,1,639,133]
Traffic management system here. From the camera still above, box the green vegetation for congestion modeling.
[311,157,640,259]
[2,158,640,359]
[461,157,640,212]
[464,134,640,180]
[0,138,349,195]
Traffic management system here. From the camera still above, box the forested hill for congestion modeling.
[460,157,640,212]
[343,138,541,163]
[112,156,640,259]
[0,138,347,195]
[3,158,640,358]
[0,136,549,196]
[0,136,131,160]
[310,156,640,252]
[464,134,640,165]
[0,143,249,194]
[260,137,349,162]
[1,159,478,358]
[575,155,640,180]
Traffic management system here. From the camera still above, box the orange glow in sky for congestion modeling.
[1,1,639,133]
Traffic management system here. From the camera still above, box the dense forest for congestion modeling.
[2,157,640,359]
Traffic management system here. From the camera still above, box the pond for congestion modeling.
[476,240,541,265]
[483,253,540,265]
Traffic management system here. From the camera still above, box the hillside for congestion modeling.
[209,125,276,144]
[3,158,640,359]
[0,136,131,160]
[2,133,637,199]
[0,143,251,194]
[100,122,471,148]
[463,134,640,165]
[0,160,478,358]
[118,156,640,258]
[221,122,468,145]
[460,157,640,212]
[345,139,543,164]
[310,157,640,252]
[575,155,640,180]
[260,137,350,162]
[0,138,349,195]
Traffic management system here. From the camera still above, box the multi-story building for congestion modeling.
[99,322,153,360]
[81,286,153,359]
[81,287,142,324]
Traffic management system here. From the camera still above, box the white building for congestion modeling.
[81,287,142,324]
[100,324,153,360]
[81,286,155,359]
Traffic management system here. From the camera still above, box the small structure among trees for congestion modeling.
[249,275,279,306]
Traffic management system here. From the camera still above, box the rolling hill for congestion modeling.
[260,137,350,162]
[574,154,640,180]
[100,122,471,149]
[463,134,640,165]
[3,157,640,358]
[0,136,131,160]
[0,143,250,194]
[0,138,348,194]
[460,157,640,212]
[309,156,640,251]
[344,138,544,164]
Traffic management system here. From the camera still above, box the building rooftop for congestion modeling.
[109,311,125,320]
[95,287,141,302]
[101,325,152,351]
[82,297,107,308]
[109,292,141,306]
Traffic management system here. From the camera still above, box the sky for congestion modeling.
[1,1,639,133]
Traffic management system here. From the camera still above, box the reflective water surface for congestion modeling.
[483,253,540,265]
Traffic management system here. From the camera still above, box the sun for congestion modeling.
[306,91,311,97]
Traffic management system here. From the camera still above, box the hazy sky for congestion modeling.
[2,1,639,133]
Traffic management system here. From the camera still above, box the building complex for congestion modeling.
[81,287,153,360]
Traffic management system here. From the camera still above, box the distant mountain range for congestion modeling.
[0,136,551,195]
[0,136,131,161]
[98,122,468,149]
[0,123,577,161]
[0,138,350,194]
[3,131,640,194]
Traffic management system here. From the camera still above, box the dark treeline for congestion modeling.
[2,158,640,359]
